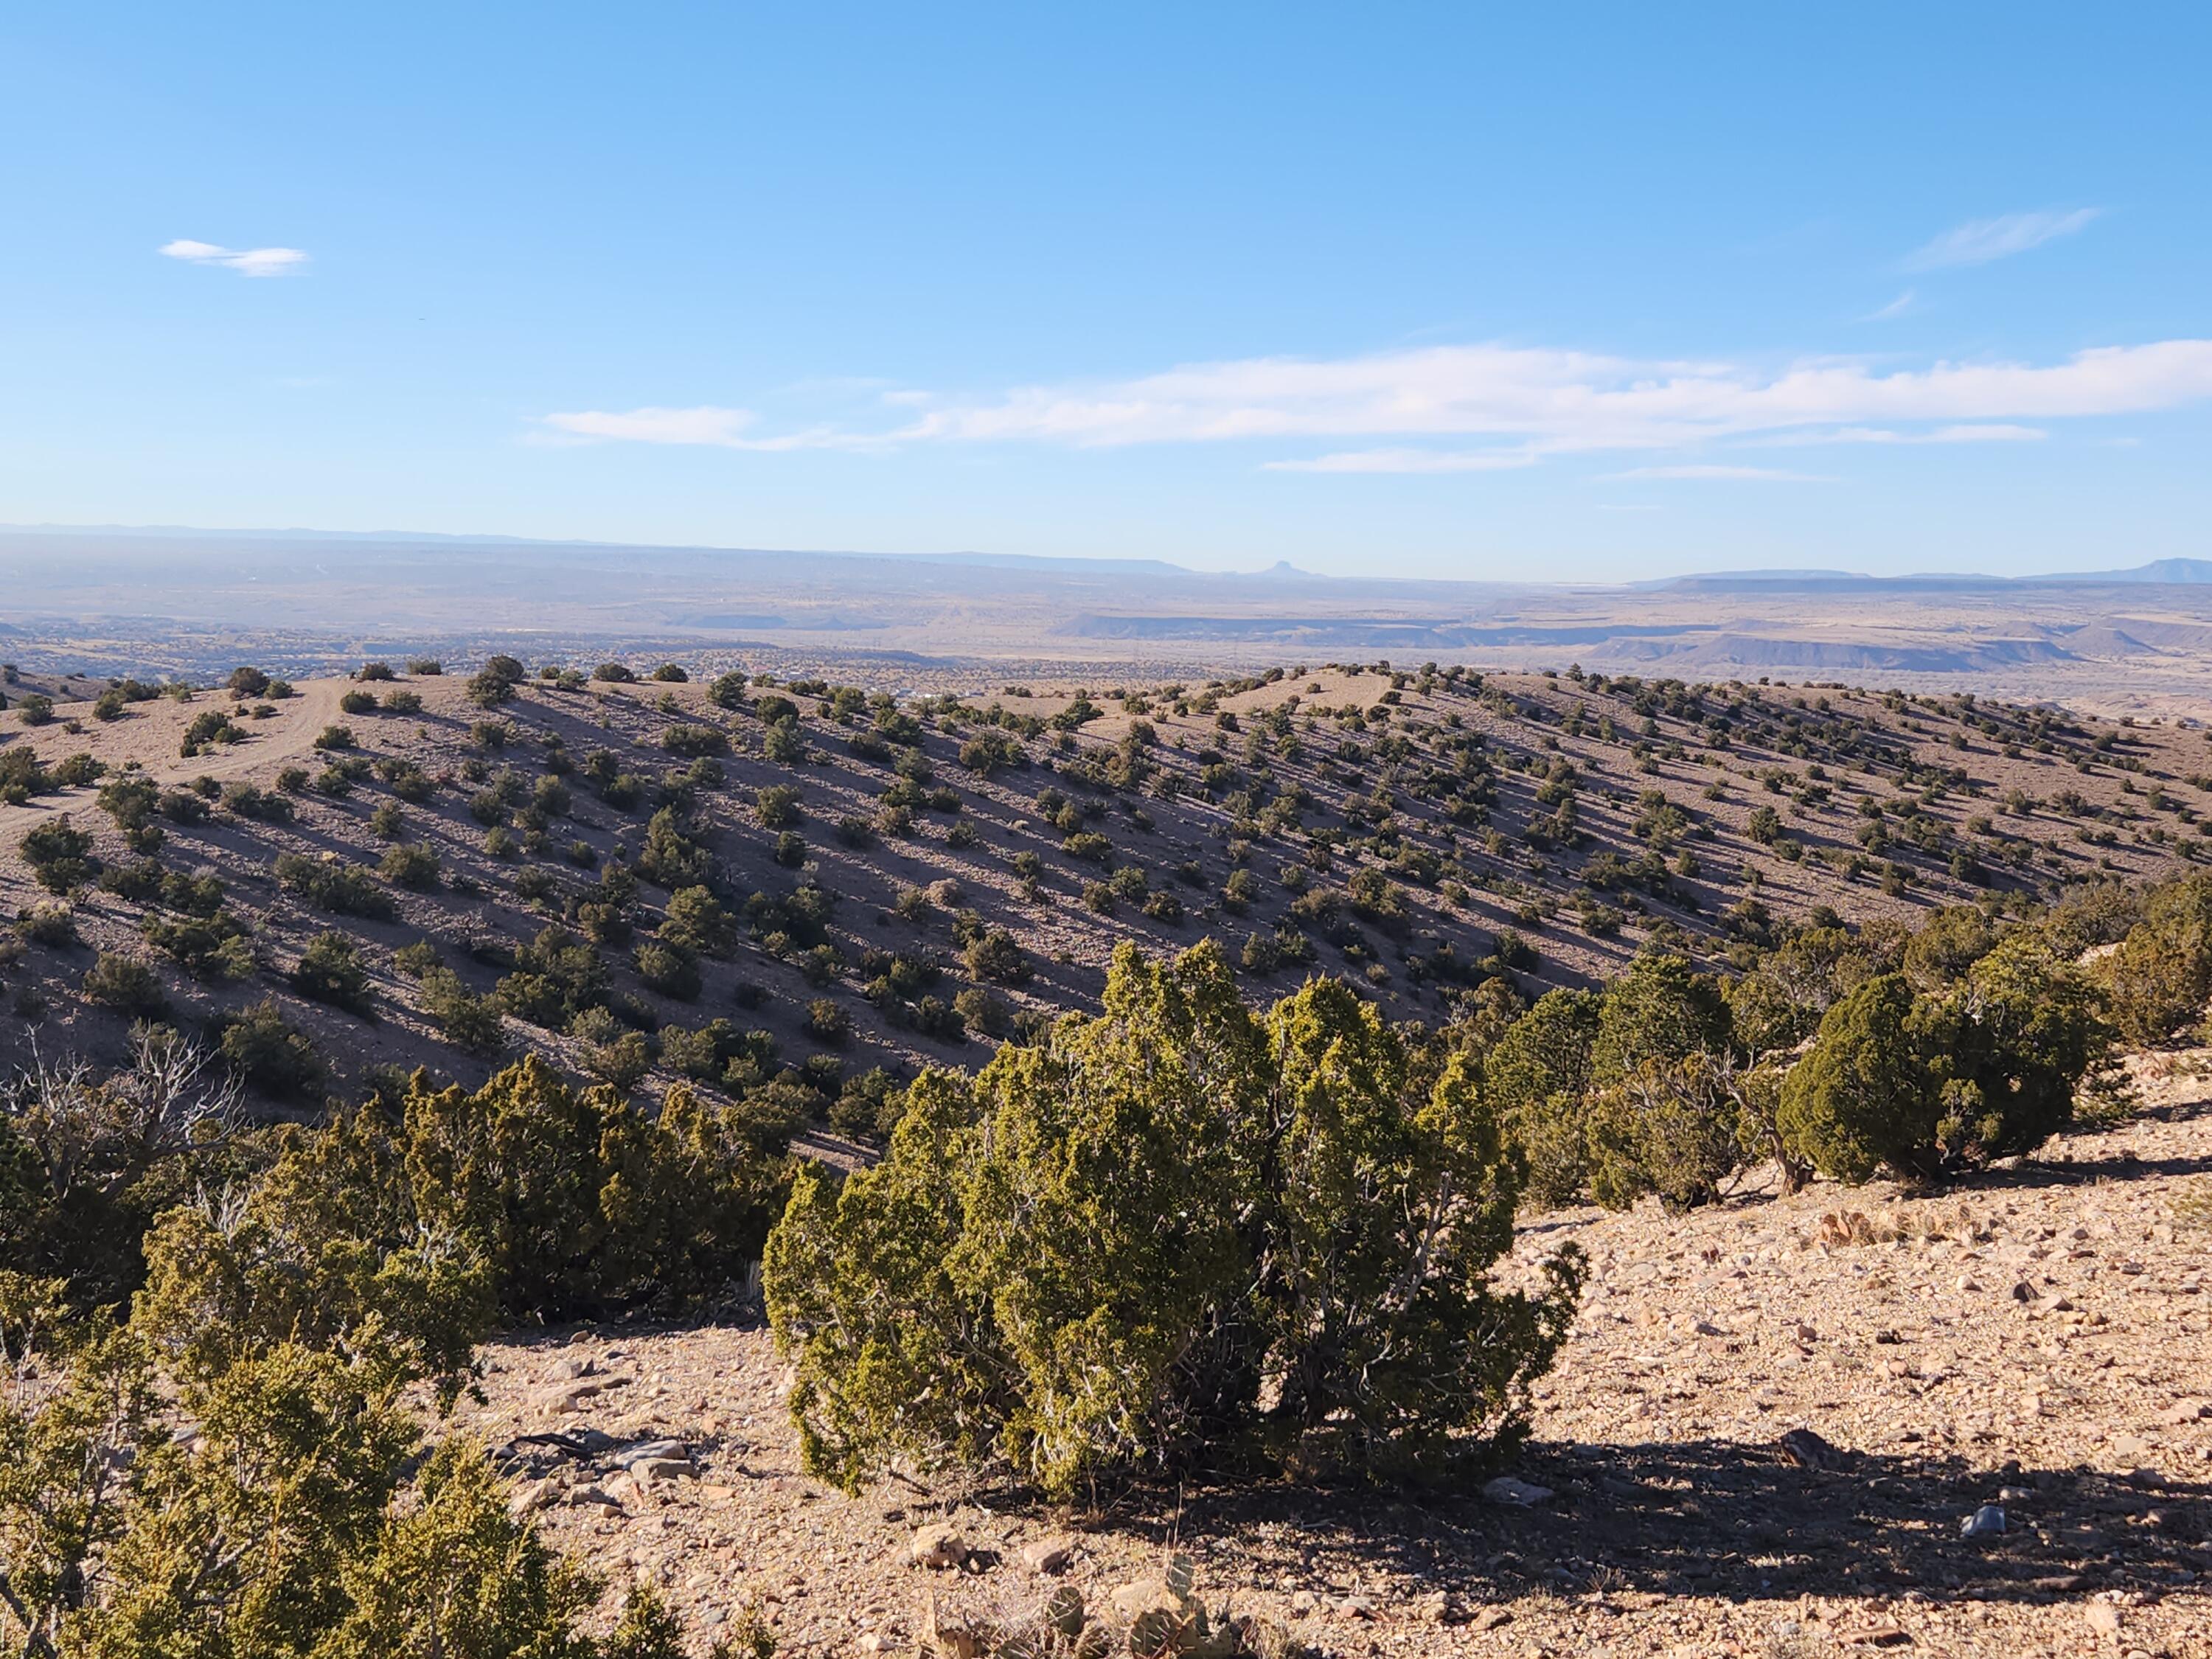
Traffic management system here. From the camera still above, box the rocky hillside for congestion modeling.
[1,656,2204,1118]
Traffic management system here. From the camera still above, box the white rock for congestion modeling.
[1960,1504,2006,1540]
[1481,1475,1554,1506]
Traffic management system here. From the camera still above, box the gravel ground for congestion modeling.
[451,1054,2212,1659]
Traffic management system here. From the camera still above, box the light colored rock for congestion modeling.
[507,1478,554,1517]
[1019,1534,1076,1574]
[908,1523,969,1571]
[1481,1475,1554,1506]
[1960,1504,2006,1540]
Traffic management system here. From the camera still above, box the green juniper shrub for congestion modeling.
[276,853,397,919]
[293,931,375,1016]
[215,997,328,1099]
[80,950,167,1017]
[1482,987,1600,1209]
[765,940,1583,1498]
[417,968,506,1056]
[378,842,442,890]
[1778,934,2107,1183]
[20,816,97,894]
[2098,870,2212,1046]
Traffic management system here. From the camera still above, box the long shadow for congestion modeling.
[1082,1440,2208,1610]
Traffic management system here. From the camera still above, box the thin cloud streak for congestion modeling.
[1262,448,1537,474]
[1607,465,1833,482]
[1904,209,2099,270]
[159,238,309,277]
[1760,422,2048,447]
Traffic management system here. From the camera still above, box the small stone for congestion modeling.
[908,1523,969,1571]
[1997,1485,2033,1503]
[1288,1590,1318,1617]
[2112,1433,2154,1463]
[1960,1504,2006,1540]
[2085,1602,2123,1640]
[1019,1535,1076,1574]
[507,1478,554,1517]
[608,1438,690,1467]
[1469,1607,1514,1632]
[1334,1594,1377,1620]
[1482,1475,1554,1506]
[2009,1281,2035,1303]
[567,1483,623,1511]
[2161,1399,2211,1425]
[1778,1427,1843,1470]
[1413,1590,1453,1624]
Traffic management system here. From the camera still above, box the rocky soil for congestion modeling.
[447,1056,2212,1659]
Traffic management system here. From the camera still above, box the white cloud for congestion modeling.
[1607,465,1833,481]
[540,336,2212,467]
[159,238,309,277]
[543,406,758,445]
[1904,209,2099,271]
[1262,447,1537,474]
[537,405,879,453]
[1863,289,1916,321]
[1763,422,2048,447]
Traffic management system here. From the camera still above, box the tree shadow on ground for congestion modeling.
[1085,1439,2207,1612]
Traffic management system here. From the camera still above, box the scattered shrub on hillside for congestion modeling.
[215,996,328,1099]
[21,816,97,894]
[180,710,242,757]
[378,843,442,890]
[143,908,254,981]
[293,931,375,1016]
[80,950,168,1017]
[418,968,505,1056]
[276,853,398,919]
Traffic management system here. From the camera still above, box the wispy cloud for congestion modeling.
[1904,209,2099,271]
[1761,422,2048,447]
[540,336,2212,468]
[1863,289,1916,321]
[535,406,866,452]
[1262,447,1537,474]
[1606,465,1833,482]
[159,238,309,277]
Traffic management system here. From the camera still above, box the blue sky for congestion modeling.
[3,3,2208,580]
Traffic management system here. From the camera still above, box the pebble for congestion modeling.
[1959,1504,2006,1540]
[908,1523,969,1571]
[1018,1536,1075,1574]
[1481,1475,1555,1506]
